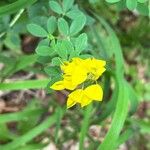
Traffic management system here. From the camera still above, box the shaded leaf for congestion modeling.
[62,0,74,12]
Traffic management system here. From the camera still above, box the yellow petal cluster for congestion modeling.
[51,58,106,90]
[67,84,103,108]
[50,57,106,108]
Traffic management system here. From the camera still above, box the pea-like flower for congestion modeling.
[50,57,106,108]
[67,84,103,108]
[50,58,106,90]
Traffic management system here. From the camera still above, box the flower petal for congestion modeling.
[67,97,76,108]
[84,84,103,101]
[63,79,77,90]
[92,58,106,67]
[50,80,64,90]
[80,96,92,107]
[72,66,87,85]
[94,67,106,80]
[68,89,84,103]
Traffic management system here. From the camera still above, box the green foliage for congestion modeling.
[70,15,86,35]
[63,0,74,12]
[126,0,137,10]
[36,46,55,56]
[49,0,63,14]
[105,0,149,15]
[58,18,69,35]
[75,33,88,53]
[27,24,48,37]
[25,0,89,90]
[0,0,149,150]
[47,16,57,34]
[0,0,37,16]
[0,79,49,90]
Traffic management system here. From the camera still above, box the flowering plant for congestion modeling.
[27,0,107,109]
[51,57,106,108]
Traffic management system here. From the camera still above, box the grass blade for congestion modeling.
[0,108,45,123]
[0,79,49,91]
[79,104,93,150]
[0,114,56,150]
[92,14,129,150]
[0,0,37,16]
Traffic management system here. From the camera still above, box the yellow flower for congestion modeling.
[50,78,78,90]
[50,57,106,91]
[83,58,106,80]
[67,84,103,108]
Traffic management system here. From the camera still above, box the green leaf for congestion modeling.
[93,15,129,150]
[0,79,49,91]
[4,32,21,52]
[79,54,93,59]
[130,119,150,134]
[47,16,57,34]
[126,0,137,10]
[0,108,45,123]
[63,40,74,51]
[38,39,50,46]
[15,144,44,150]
[15,54,38,72]
[59,40,74,55]
[0,123,17,140]
[54,107,65,143]
[44,66,60,77]
[75,33,87,53]
[116,0,126,10]
[125,81,138,115]
[70,14,86,36]
[69,50,78,59]
[0,54,38,79]
[115,129,134,148]
[27,24,48,37]
[51,57,62,66]
[79,104,93,150]
[66,9,83,19]
[35,46,55,56]
[62,0,74,12]
[0,0,37,16]
[55,41,68,59]
[49,1,63,14]
[105,0,121,3]
[37,56,51,64]
[136,2,149,16]
[137,0,148,3]
[58,18,69,35]
[90,26,108,58]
